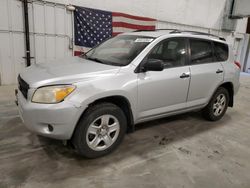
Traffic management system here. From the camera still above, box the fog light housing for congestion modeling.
[48,124,54,132]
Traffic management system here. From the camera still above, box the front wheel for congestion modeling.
[72,103,127,158]
[202,87,229,121]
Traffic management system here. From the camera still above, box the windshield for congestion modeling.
[84,35,155,66]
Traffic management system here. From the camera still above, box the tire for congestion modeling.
[72,102,127,158]
[202,87,229,121]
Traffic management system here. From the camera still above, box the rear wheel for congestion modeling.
[72,103,127,158]
[202,87,229,121]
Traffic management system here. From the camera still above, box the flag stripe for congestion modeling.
[112,32,123,36]
[74,51,82,56]
[74,45,91,55]
[112,16,156,26]
[113,27,135,33]
[112,12,156,21]
[112,22,155,30]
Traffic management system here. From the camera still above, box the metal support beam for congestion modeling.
[23,0,31,66]
[221,0,237,31]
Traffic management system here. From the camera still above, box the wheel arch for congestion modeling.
[72,95,135,139]
[218,82,234,107]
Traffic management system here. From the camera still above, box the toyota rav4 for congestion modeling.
[16,30,241,158]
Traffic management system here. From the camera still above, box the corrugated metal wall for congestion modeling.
[0,0,25,85]
[0,0,73,85]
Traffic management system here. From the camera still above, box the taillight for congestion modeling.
[234,61,241,69]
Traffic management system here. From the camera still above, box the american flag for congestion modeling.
[74,6,156,55]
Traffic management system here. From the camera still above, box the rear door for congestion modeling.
[187,38,224,107]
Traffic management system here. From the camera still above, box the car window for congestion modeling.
[190,39,213,64]
[147,38,187,68]
[85,35,154,66]
[214,42,228,62]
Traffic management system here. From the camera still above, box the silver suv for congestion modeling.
[16,30,240,158]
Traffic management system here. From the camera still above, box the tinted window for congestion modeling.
[147,38,187,68]
[190,39,213,64]
[214,42,228,61]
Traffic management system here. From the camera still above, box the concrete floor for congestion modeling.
[0,75,250,188]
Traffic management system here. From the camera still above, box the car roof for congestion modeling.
[120,30,171,38]
[120,30,228,44]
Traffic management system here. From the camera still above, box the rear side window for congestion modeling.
[190,39,213,64]
[214,42,228,62]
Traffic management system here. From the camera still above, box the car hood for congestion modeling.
[20,57,120,88]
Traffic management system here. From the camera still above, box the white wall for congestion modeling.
[0,0,248,85]
[51,0,247,32]
[236,18,248,33]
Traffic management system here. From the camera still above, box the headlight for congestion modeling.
[32,85,76,104]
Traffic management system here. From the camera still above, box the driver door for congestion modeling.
[137,37,190,120]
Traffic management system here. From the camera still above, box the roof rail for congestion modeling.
[132,29,226,41]
[170,30,226,41]
[132,29,154,32]
[155,29,178,31]
[132,29,177,32]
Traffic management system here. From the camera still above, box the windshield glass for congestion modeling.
[84,35,154,66]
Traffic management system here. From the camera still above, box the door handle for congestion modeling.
[216,69,223,74]
[180,73,190,78]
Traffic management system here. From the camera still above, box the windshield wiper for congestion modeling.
[85,56,121,66]
[86,57,105,64]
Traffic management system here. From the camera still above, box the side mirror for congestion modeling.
[143,59,164,72]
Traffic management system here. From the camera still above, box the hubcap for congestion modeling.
[86,115,120,151]
[213,94,226,116]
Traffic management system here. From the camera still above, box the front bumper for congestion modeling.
[16,89,82,140]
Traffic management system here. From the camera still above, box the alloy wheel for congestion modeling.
[213,94,226,116]
[86,115,120,151]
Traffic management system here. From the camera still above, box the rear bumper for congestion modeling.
[16,89,82,140]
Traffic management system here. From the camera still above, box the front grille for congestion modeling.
[18,75,29,99]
